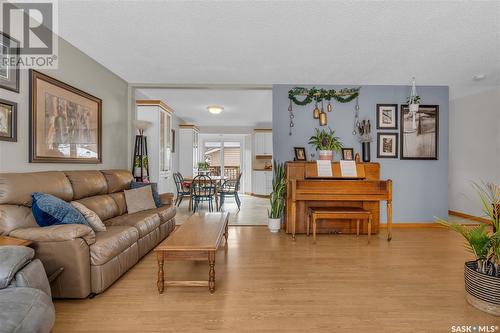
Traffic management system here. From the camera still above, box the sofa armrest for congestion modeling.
[9,224,95,245]
[159,193,174,206]
[0,246,35,289]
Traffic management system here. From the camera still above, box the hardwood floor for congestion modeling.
[175,194,269,226]
[53,227,497,332]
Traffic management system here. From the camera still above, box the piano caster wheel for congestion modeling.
[292,235,296,241]
[387,235,392,241]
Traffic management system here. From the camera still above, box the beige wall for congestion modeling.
[0,37,129,172]
[449,87,500,216]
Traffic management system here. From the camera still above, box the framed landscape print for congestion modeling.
[376,104,398,129]
[377,133,398,158]
[29,70,102,163]
[0,32,20,93]
[400,105,439,160]
[0,98,17,142]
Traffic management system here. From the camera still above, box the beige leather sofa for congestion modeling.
[0,170,176,298]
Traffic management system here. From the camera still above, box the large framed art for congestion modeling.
[29,70,102,163]
[0,32,20,93]
[400,104,439,160]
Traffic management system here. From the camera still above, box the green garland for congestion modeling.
[288,86,360,106]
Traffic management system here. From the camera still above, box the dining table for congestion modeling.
[182,175,228,211]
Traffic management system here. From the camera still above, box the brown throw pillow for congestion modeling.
[124,185,156,214]
[71,201,107,232]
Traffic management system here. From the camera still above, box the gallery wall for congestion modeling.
[449,87,500,216]
[0,37,129,172]
[272,84,449,223]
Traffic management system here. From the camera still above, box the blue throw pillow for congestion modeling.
[130,182,162,208]
[32,192,88,227]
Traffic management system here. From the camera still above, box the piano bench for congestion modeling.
[306,207,372,244]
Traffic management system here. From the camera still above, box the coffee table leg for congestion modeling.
[208,251,216,293]
[157,252,165,294]
[224,222,229,244]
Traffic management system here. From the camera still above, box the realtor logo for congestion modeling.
[1,0,58,68]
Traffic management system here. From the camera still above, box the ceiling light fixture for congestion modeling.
[207,105,223,114]
[473,74,486,81]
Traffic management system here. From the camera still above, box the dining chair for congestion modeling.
[191,174,217,212]
[173,172,191,207]
[219,172,242,211]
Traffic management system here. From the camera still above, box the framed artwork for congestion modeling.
[376,104,398,129]
[400,105,439,160]
[294,147,306,161]
[0,32,20,93]
[29,70,102,163]
[377,133,398,158]
[341,148,354,160]
[0,98,17,142]
[171,129,176,153]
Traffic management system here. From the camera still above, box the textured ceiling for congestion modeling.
[58,0,499,99]
[137,88,272,127]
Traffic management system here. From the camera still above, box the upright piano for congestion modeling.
[285,161,393,241]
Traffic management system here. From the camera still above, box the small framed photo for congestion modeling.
[376,104,398,129]
[294,147,306,161]
[0,98,17,142]
[341,148,354,160]
[377,133,398,158]
[0,32,20,93]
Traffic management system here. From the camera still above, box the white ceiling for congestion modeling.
[137,88,272,127]
[58,0,499,99]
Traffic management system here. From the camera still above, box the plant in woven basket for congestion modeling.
[437,182,500,277]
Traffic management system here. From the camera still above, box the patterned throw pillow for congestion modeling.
[71,202,107,232]
[31,192,88,227]
[130,182,162,208]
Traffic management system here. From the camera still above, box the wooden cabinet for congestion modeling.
[254,131,273,155]
[252,170,272,196]
[136,100,173,194]
[179,125,199,178]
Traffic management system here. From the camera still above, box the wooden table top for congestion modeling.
[0,235,33,247]
[155,212,229,252]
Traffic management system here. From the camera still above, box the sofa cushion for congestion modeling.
[64,171,108,200]
[106,211,160,238]
[0,205,37,235]
[0,171,73,206]
[32,193,88,227]
[124,186,156,214]
[154,205,176,225]
[90,226,139,266]
[130,182,161,208]
[101,170,133,194]
[109,192,127,215]
[76,195,120,221]
[0,288,55,333]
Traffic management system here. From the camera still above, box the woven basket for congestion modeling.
[464,261,500,316]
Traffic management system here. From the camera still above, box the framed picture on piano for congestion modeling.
[294,147,307,161]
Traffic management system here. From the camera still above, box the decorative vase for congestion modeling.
[361,142,371,162]
[318,150,333,161]
[464,261,500,316]
[268,218,281,233]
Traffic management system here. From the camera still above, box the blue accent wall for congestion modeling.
[272,84,449,223]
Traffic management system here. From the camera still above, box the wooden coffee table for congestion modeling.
[0,235,32,247]
[154,212,229,294]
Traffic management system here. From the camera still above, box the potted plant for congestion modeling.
[197,161,210,175]
[308,127,343,160]
[437,182,500,316]
[268,160,286,233]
